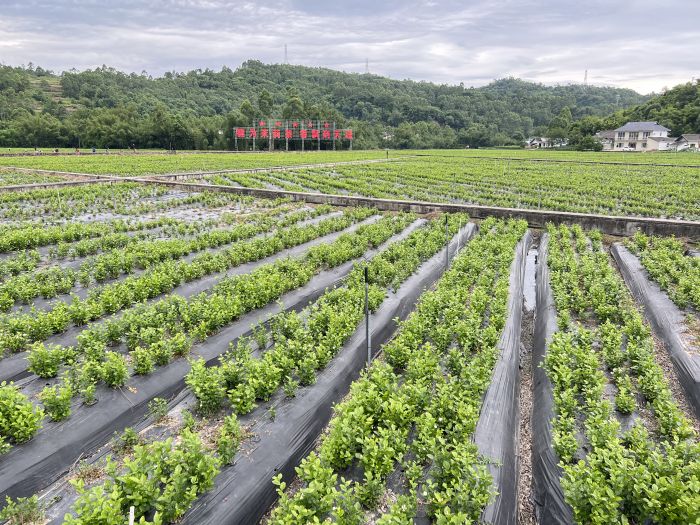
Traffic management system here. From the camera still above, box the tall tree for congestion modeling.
[258,89,274,117]
[239,99,256,123]
[282,94,304,119]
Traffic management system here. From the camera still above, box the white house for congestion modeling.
[526,137,552,149]
[595,130,616,151]
[645,136,676,151]
[674,134,700,151]
[612,121,675,151]
[526,137,568,149]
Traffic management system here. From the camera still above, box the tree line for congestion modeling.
[0,60,652,150]
[548,80,700,150]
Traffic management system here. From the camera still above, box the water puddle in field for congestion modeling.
[523,246,538,312]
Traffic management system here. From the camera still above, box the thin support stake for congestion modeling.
[444,215,449,273]
[364,266,371,367]
[456,219,463,253]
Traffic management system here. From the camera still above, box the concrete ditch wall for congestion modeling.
[2,167,698,239]
[133,179,700,239]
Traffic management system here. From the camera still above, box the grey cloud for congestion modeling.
[0,0,697,94]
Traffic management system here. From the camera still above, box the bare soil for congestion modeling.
[517,306,535,525]
[649,332,700,435]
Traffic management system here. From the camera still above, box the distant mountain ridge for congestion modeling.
[0,61,649,148]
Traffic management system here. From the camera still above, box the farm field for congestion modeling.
[0,151,697,525]
[2,149,699,219]
[0,148,170,156]
[0,151,390,176]
[0,171,79,187]
[413,148,700,165]
[201,153,700,220]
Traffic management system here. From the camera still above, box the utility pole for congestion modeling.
[284,44,288,65]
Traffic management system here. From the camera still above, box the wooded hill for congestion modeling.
[614,80,700,136]
[0,60,647,149]
[568,79,700,145]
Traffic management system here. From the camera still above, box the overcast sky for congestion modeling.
[1,0,697,94]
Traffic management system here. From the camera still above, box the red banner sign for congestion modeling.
[234,120,353,141]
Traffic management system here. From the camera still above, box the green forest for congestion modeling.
[566,80,700,148]
[1,60,695,150]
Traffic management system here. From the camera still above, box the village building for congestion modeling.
[674,134,700,150]
[525,137,568,149]
[595,130,616,151]
[612,121,676,151]
[525,137,552,149]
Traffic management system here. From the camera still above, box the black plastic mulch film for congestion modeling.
[611,243,700,418]
[531,234,575,524]
[0,210,349,386]
[474,230,531,524]
[179,225,478,525]
[0,216,414,502]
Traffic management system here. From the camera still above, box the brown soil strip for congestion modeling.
[608,248,700,433]
[517,304,535,525]
[649,332,700,434]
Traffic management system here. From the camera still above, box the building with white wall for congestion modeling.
[674,134,700,150]
[612,122,674,151]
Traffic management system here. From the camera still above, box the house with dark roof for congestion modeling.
[612,122,675,151]
[594,130,616,151]
[674,134,700,151]
[526,137,553,149]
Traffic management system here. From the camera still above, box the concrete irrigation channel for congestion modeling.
[1,166,698,238]
[131,178,700,239]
